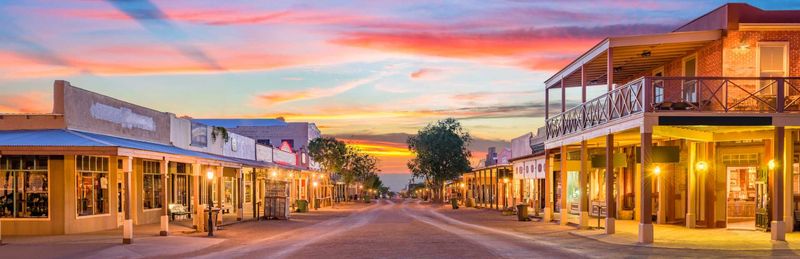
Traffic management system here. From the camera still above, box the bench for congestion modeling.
[168,203,191,221]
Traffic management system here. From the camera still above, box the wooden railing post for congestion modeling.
[777,78,785,113]
[643,77,653,112]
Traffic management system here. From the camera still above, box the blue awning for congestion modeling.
[0,129,108,147]
[0,129,243,164]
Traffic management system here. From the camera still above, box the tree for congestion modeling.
[407,118,472,203]
[309,137,381,201]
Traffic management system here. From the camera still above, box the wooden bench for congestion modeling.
[168,203,191,221]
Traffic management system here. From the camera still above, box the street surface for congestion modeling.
[3,199,800,258]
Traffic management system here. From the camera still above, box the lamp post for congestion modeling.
[206,171,215,237]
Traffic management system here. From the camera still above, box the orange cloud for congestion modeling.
[0,90,51,114]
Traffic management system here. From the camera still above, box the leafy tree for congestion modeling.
[309,137,381,201]
[407,118,472,203]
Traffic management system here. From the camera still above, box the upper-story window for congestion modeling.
[257,139,271,146]
[190,122,208,147]
[759,42,788,95]
[682,56,698,103]
[653,69,664,103]
[281,139,295,149]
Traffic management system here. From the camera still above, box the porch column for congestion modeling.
[160,159,169,236]
[657,167,667,225]
[605,134,616,234]
[237,168,244,221]
[772,126,786,241]
[560,145,568,225]
[192,164,201,229]
[579,140,590,229]
[495,169,500,210]
[639,127,654,244]
[785,130,795,232]
[252,168,257,219]
[217,166,223,225]
[686,142,697,228]
[123,157,134,244]
[544,150,553,222]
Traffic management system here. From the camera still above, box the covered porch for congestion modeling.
[544,124,799,243]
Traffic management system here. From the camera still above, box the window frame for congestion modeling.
[0,156,51,221]
[756,41,789,95]
[75,155,111,218]
[142,160,163,210]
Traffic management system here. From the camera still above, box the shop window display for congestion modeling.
[143,160,163,209]
[76,156,109,216]
[0,156,49,218]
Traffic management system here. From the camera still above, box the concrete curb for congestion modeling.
[568,231,800,251]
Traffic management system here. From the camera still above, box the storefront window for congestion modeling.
[76,156,109,216]
[171,162,191,208]
[143,160,163,209]
[0,156,49,218]
[224,177,234,207]
[244,173,252,203]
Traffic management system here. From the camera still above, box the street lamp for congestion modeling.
[206,171,215,237]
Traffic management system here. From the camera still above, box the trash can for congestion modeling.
[516,204,529,221]
[296,199,308,212]
[450,198,459,210]
[314,198,321,210]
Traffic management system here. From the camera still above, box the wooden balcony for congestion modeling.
[545,76,800,139]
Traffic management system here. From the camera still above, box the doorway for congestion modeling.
[726,166,757,230]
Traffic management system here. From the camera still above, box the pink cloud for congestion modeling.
[410,68,442,79]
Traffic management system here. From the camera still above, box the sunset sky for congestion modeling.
[0,0,792,190]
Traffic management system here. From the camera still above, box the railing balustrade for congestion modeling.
[545,76,800,139]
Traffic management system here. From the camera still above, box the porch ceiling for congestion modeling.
[546,30,721,89]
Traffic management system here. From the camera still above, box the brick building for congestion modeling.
[542,3,800,243]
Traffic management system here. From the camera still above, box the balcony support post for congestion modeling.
[772,126,786,241]
[605,134,616,234]
[639,126,654,244]
[643,77,653,112]
[607,48,613,119]
[581,65,587,129]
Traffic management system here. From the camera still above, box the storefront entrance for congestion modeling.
[726,166,757,230]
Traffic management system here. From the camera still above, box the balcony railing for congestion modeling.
[545,76,800,139]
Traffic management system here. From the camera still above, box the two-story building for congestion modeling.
[542,3,800,243]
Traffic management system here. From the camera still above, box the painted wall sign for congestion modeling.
[90,102,155,131]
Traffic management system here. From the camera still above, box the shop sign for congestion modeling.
[90,102,155,131]
[534,158,545,179]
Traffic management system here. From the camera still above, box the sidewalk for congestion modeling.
[442,204,800,251]
[0,202,370,258]
[571,219,800,250]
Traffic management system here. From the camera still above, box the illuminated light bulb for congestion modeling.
[768,159,776,170]
[653,166,661,176]
[695,161,708,172]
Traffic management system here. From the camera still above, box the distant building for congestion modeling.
[193,119,321,152]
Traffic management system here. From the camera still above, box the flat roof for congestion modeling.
[193,119,287,128]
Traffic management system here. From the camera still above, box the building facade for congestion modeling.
[0,81,330,237]
[509,128,546,216]
[542,3,800,243]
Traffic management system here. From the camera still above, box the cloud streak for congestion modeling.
[253,73,386,106]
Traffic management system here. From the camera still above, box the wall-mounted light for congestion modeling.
[768,159,776,170]
[613,66,623,73]
[653,165,661,176]
[206,171,214,180]
[695,161,708,173]
[640,50,652,58]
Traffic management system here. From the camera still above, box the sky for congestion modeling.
[0,0,795,191]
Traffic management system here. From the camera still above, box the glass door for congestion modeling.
[726,167,757,230]
[755,168,770,230]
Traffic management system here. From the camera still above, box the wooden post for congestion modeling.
[160,159,169,236]
[237,168,244,221]
[639,128,654,244]
[123,157,134,244]
[686,142,697,228]
[605,134,616,234]
[784,130,794,232]
[773,126,786,241]
[544,149,553,222]
[252,168,257,219]
[560,145,568,225]
[579,140,589,229]
[216,166,223,225]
